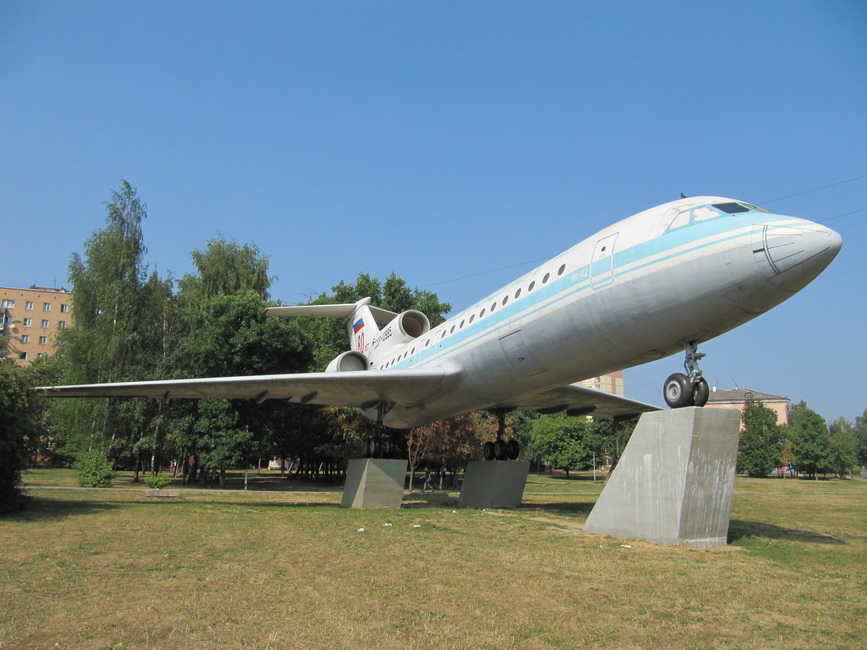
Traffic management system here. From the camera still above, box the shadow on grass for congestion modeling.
[519,502,595,516]
[155,500,342,509]
[728,519,846,545]
[4,496,123,522]
[528,473,606,482]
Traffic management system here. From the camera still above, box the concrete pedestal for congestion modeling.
[458,460,530,509]
[584,407,740,548]
[341,458,407,509]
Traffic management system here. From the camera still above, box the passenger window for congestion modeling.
[502,295,509,306]
[528,281,535,292]
[558,264,565,275]
[469,314,475,323]
[543,273,550,284]
[514,289,521,299]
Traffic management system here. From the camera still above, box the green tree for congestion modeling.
[828,417,860,479]
[737,399,784,477]
[582,418,636,470]
[526,413,592,478]
[52,181,172,466]
[786,401,832,479]
[166,291,313,483]
[0,354,46,513]
[177,237,273,303]
[854,408,867,467]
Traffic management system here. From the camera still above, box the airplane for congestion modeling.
[38,195,842,460]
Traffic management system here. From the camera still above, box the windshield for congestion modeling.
[667,201,764,230]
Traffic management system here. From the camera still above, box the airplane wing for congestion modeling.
[36,367,462,410]
[504,383,661,420]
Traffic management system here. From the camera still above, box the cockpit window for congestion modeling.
[712,202,751,214]
[741,202,768,213]
[692,206,719,222]
[669,208,692,229]
[668,201,762,231]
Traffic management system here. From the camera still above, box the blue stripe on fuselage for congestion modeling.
[391,210,790,370]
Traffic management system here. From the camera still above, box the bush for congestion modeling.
[75,451,115,487]
[1,361,37,514]
[144,474,171,490]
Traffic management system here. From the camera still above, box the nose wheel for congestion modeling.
[663,342,710,409]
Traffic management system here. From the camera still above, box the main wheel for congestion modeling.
[663,373,693,409]
[506,439,520,460]
[493,439,508,461]
[693,377,710,407]
[483,441,496,461]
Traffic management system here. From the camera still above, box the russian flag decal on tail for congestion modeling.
[353,318,364,333]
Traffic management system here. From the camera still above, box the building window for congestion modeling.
[2,299,14,308]
[21,335,29,344]
[26,301,34,310]
[19,352,27,361]
[58,321,66,329]
[41,319,49,328]
[39,336,48,345]
[43,303,51,312]
[60,304,69,313]
[37,353,46,358]
[23,318,32,327]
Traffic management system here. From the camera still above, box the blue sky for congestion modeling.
[2,1,865,424]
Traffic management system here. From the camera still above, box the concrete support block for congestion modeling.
[458,460,530,509]
[584,407,740,548]
[341,458,407,509]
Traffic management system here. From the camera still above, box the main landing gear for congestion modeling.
[363,402,395,458]
[663,341,710,409]
[482,409,520,461]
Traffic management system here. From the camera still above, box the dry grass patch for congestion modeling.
[2,474,865,648]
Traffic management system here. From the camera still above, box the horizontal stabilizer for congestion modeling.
[265,297,397,326]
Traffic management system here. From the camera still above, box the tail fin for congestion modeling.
[265,297,397,355]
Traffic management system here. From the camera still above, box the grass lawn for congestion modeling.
[2,469,865,648]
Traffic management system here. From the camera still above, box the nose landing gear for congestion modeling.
[663,342,710,409]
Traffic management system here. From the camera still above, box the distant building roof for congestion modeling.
[707,388,789,404]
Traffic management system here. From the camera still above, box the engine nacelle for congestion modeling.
[326,350,369,372]
[374,310,430,351]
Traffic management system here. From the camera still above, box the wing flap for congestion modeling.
[504,383,660,419]
[37,367,462,409]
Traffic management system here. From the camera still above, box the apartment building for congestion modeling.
[705,387,790,427]
[0,285,72,365]
[579,370,625,396]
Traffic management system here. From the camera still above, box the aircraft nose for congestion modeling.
[755,220,842,290]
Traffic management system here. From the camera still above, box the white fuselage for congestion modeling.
[364,197,841,427]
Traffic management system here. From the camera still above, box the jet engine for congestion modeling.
[326,350,369,372]
[376,310,430,348]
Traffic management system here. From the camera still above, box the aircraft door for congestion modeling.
[590,233,618,289]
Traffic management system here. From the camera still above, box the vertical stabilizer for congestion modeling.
[347,298,381,355]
